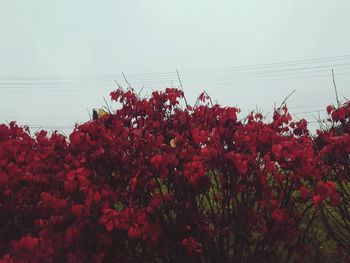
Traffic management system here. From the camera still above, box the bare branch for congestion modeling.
[279,89,296,109]
[176,69,183,89]
[113,79,124,91]
[103,97,112,114]
[203,91,214,107]
[122,72,133,89]
[87,108,92,120]
[332,69,340,107]
[138,85,145,97]
[176,69,189,108]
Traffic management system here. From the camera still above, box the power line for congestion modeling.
[1,70,349,92]
[179,54,350,74]
[0,62,349,85]
[0,63,349,85]
[1,53,350,80]
[0,54,349,92]
[292,110,327,115]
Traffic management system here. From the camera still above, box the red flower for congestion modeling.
[182,237,202,254]
[71,204,84,218]
[151,155,163,170]
[312,194,322,206]
[272,144,283,159]
[128,224,141,239]
[192,128,208,145]
[184,158,206,185]
[225,152,248,174]
[271,209,285,224]
[326,105,335,114]
[12,236,39,252]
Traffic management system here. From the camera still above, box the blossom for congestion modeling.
[271,209,285,224]
[128,224,141,239]
[182,237,202,254]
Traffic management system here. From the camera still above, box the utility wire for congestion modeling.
[0,55,350,93]
[1,65,350,86]
[1,62,350,84]
[1,70,350,92]
[0,69,350,90]
[1,53,350,80]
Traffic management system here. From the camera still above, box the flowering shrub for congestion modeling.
[315,101,350,252]
[0,88,349,262]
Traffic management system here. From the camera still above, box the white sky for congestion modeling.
[0,0,350,134]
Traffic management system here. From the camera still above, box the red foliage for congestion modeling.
[0,89,349,262]
[315,100,350,252]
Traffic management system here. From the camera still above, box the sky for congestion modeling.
[0,0,350,134]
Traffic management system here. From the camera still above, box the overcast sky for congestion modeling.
[1,0,350,134]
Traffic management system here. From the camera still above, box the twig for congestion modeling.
[122,72,133,89]
[58,130,68,138]
[87,108,92,120]
[176,69,189,108]
[292,114,301,121]
[194,91,213,107]
[279,89,296,109]
[314,112,328,131]
[113,79,124,91]
[203,91,213,106]
[138,85,145,97]
[103,97,112,114]
[332,69,340,107]
[176,69,183,89]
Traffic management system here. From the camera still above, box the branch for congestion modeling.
[103,97,112,114]
[332,69,340,107]
[122,72,133,89]
[176,69,189,108]
[278,89,296,110]
[113,79,124,91]
[138,85,145,97]
[87,108,92,120]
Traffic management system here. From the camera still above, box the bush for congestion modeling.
[0,88,349,262]
[315,102,350,253]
